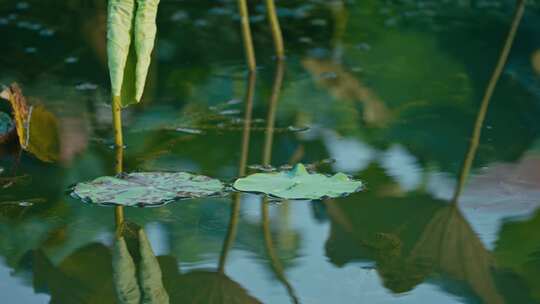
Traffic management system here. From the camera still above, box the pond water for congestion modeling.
[1,0,540,303]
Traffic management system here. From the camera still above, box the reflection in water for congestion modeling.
[112,221,170,304]
[259,62,300,304]
[263,62,285,166]
[453,0,526,202]
[302,58,391,127]
[1,1,540,303]
[324,1,527,303]
[409,205,502,303]
[218,72,256,272]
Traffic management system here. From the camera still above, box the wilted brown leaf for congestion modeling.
[0,83,60,162]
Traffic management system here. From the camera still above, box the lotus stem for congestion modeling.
[112,95,125,230]
[112,95,124,149]
[237,0,256,71]
[452,0,525,203]
[265,0,285,60]
[239,72,256,175]
[115,206,125,231]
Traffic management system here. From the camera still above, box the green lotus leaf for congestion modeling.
[233,164,363,200]
[72,172,224,206]
[134,0,160,103]
[107,0,135,100]
[107,0,160,107]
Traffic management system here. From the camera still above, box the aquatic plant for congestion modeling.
[72,172,224,207]
[107,0,160,148]
[233,163,362,200]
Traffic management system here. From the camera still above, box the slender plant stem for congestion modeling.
[112,95,125,229]
[265,0,285,60]
[112,95,124,149]
[237,0,257,71]
[115,205,125,231]
[263,62,285,165]
[239,72,256,176]
[452,0,525,203]
[218,72,257,273]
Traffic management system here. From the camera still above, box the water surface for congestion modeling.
[1,0,540,303]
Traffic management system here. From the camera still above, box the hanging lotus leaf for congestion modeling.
[108,0,160,107]
[233,163,363,200]
[72,172,224,206]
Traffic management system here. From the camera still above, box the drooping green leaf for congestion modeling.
[134,0,160,103]
[72,172,224,206]
[107,0,160,107]
[107,0,135,99]
[120,42,138,107]
[233,164,362,200]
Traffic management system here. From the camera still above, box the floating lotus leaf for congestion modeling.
[72,172,224,206]
[233,164,362,200]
